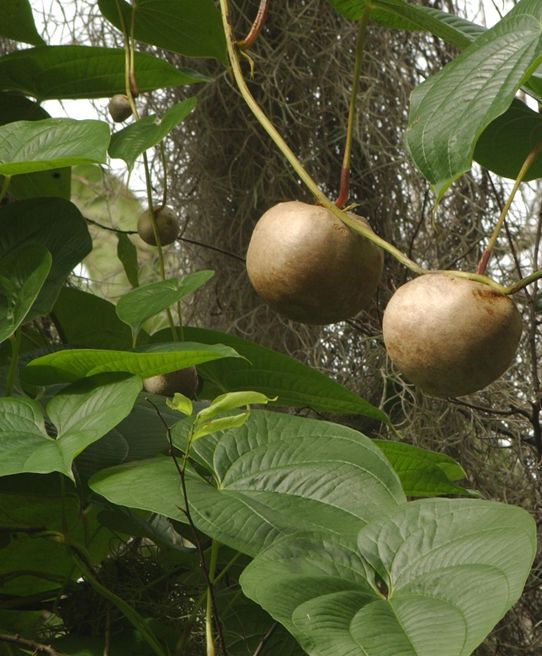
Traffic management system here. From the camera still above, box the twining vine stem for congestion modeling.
[236,0,269,49]
[335,4,371,208]
[148,400,228,656]
[114,0,178,341]
[218,0,542,296]
[477,139,542,275]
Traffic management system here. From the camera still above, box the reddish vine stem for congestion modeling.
[335,4,372,208]
[237,0,269,50]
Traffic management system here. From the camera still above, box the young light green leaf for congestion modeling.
[109,98,197,170]
[197,391,276,422]
[0,119,110,176]
[0,46,209,100]
[98,0,227,63]
[2,0,45,46]
[0,373,141,479]
[406,0,542,199]
[240,499,536,656]
[116,271,214,337]
[116,233,139,288]
[192,411,249,442]
[166,393,193,417]
[0,198,92,320]
[152,327,387,422]
[23,342,242,385]
[90,410,405,556]
[0,244,51,344]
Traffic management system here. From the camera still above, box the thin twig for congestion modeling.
[252,622,278,656]
[147,399,228,655]
[0,633,64,656]
[85,218,245,262]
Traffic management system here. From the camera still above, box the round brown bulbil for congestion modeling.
[143,366,199,398]
[137,206,179,246]
[108,94,132,122]
[245,201,384,324]
[382,273,522,398]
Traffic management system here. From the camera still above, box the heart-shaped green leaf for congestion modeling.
[109,98,197,170]
[23,342,242,385]
[90,410,405,556]
[0,46,209,100]
[240,499,536,656]
[0,373,141,479]
[0,118,109,175]
[152,327,387,422]
[98,0,227,63]
[406,0,542,198]
[116,270,214,337]
[374,440,471,497]
[1,0,44,46]
[0,244,51,344]
[0,199,92,319]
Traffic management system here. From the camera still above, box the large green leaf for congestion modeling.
[374,440,471,497]
[0,118,109,176]
[0,46,209,100]
[0,199,92,319]
[116,271,214,338]
[0,93,70,200]
[53,287,133,350]
[0,244,51,344]
[153,327,387,421]
[0,373,141,479]
[109,98,197,170]
[1,0,45,46]
[327,0,483,46]
[23,342,242,385]
[474,98,542,181]
[90,410,405,556]
[116,233,139,288]
[240,499,536,656]
[406,0,542,198]
[98,0,227,63]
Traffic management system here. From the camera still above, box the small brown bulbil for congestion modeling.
[108,94,132,122]
[245,201,384,324]
[382,273,522,398]
[143,366,199,398]
[137,206,179,246]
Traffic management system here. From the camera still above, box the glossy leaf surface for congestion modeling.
[0,118,109,175]
[116,271,214,336]
[24,342,242,385]
[241,499,536,656]
[90,411,405,556]
[153,327,387,421]
[406,0,542,197]
[98,0,227,62]
[0,46,208,100]
[109,98,196,170]
[1,0,45,46]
